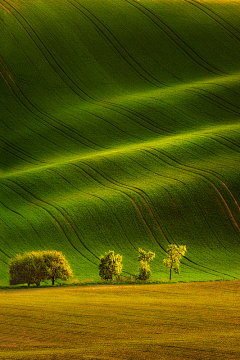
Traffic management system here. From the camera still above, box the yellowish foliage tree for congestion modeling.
[163,244,186,281]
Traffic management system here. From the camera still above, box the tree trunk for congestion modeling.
[52,277,55,286]
[170,268,172,281]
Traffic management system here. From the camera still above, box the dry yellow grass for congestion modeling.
[0,281,239,359]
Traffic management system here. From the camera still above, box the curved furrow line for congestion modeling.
[53,207,99,264]
[69,151,239,266]
[3,21,156,154]
[0,60,17,89]
[124,151,234,259]
[1,119,73,160]
[185,0,240,41]
[209,136,240,157]
[46,167,134,256]
[0,179,98,264]
[74,158,231,277]
[2,60,109,153]
[2,73,106,153]
[144,97,194,130]
[210,188,240,243]
[2,2,174,145]
[0,239,12,260]
[78,108,143,142]
[210,82,240,98]
[71,162,168,251]
[198,87,240,112]
[150,147,240,233]
[215,134,240,153]
[101,100,176,135]
[67,0,165,87]
[61,191,139,255]
[124,0,228,75]
[76,158,238,276]
[0,145,39,167]
[0,137,45,165]
[84,102,169,138]
[150,141,240,213]
[75,161,170,244]
[186,88,240,115]
[181,259,238,279]
[0,196,44,246]
[47,169,114,254]
[1,62,102,155]
[2,0,95,102]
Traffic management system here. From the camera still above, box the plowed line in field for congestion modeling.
[125,0,227,75]
[185,0,240,41]
[2,0,93,102]
[71,163,167,251]
[0,137,44,164]
[68,0,164,87]
[0,180,98,264]
[150,148,240,233]
[0,196,42,242]
[78,160,170,246]
[186,88,240,115]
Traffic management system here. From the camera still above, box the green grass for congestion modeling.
[1,0,240,286]
[0,281,239,359]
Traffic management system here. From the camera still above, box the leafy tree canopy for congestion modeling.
[9,250,73,287]
[137,248,155,281]
[99,250,123,281]
[163,244,186,281]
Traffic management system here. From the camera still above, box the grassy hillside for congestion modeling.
[1,0,240,286]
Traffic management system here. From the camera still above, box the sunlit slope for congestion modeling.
[1,0,240,285]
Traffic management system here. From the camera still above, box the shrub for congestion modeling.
[9,250,73,287]
[9,251,47,287]
[137,248,155,280]
[99,250,123,281]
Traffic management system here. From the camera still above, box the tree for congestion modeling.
[137,248,155,280]
[42,250,73,286]
[9,250,73,287]
[163,244,186,281]
[99,250,123,281]
[9,251,47,287]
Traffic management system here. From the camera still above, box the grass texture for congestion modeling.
[1,0,240,285]
[0,281,239,359]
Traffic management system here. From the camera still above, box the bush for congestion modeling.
[137,248,155,280]
[99,250,123,281]
[9,250,73,287]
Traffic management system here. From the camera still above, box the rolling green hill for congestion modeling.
[1,0,240,286]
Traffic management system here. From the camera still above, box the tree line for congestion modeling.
[100,245,186,282]
[8,245,186,287]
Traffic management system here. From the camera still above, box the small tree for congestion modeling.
[9,250,73,287]
[42,250,73,286]
[163,244,186,281]
[99,250,123,281]
[137,248,155,280]
[9,252,47,287]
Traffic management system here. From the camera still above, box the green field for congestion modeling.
[0,281,239,359]
[1,0,240,285]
